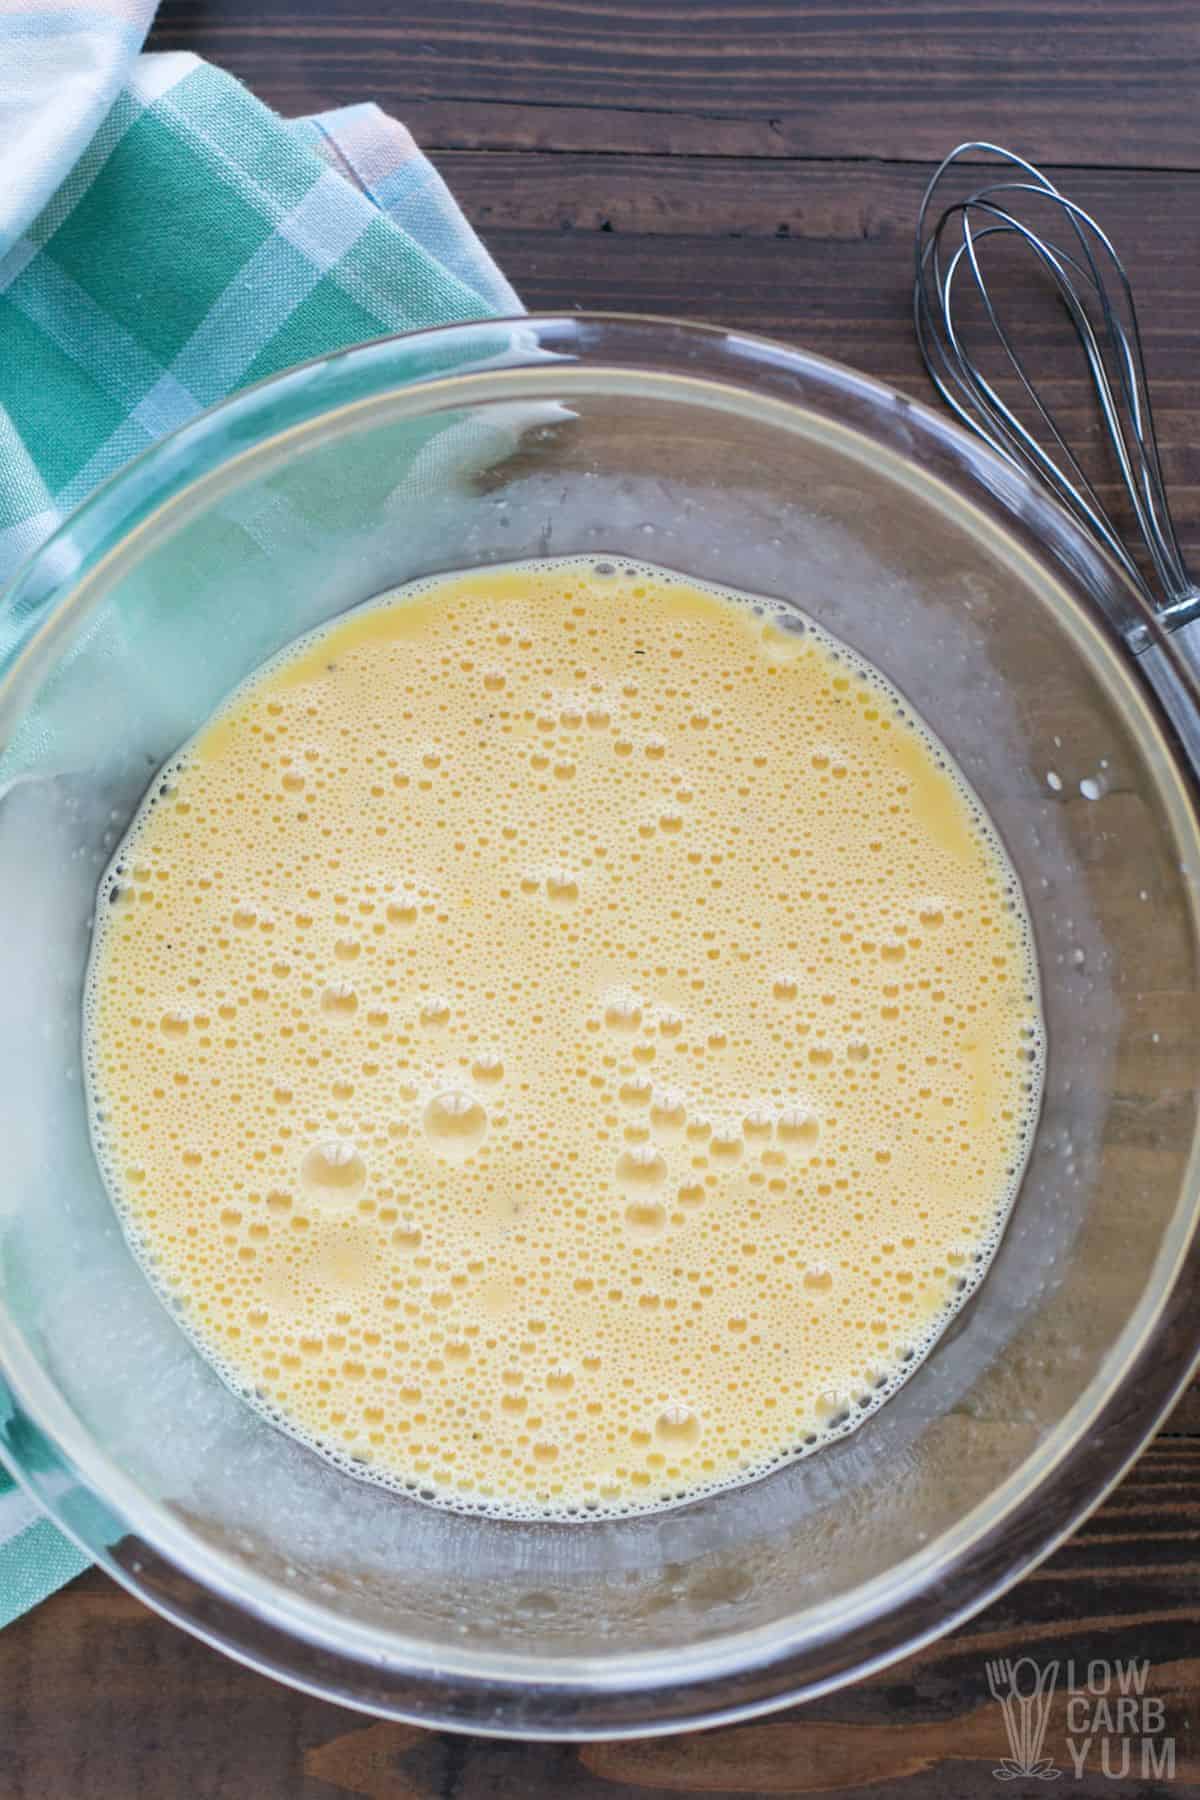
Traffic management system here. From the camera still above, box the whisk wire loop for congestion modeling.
[914,142,1199,631]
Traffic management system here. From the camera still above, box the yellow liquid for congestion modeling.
[85,558,1043,1518]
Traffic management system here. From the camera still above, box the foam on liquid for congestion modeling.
[84,558,1044,1519]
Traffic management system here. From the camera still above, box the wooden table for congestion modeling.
[5,3,1198,1794]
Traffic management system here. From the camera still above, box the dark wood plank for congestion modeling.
[1167,1383,1200,1433]
[438,154,1200,568]
[2,1441,1196,1797]
[147,0,1200,168]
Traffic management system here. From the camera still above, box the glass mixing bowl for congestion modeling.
[0,315,1198,1738]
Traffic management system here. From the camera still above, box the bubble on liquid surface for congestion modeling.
[605,998,642,1032]
[656,1403,701,1446]
[778,1105,819,1143]
[625,1198,667,1235]
[300,1140,366,1204]
[617,1145,667,1188]
[322,982,357,1017]
[650,1089,686,1132]
[545,869,578,904]
[83,552,1045,1526]
[424,1090,488,1151]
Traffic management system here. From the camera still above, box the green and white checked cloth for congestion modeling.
[0,1467,91,1629]
[0,49,518,582]
[0,18,517,1624]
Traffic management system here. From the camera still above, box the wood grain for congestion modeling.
[147,0,1200,168]
[1,1445,1195,1797]
[10,1,1195,1792]
[432,153,1200,561]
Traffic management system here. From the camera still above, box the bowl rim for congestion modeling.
[1,309,1198,1738]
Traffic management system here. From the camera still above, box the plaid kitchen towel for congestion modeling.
[0,18,517,1623]
[0,1466,90,1629]
[0,47,519,582]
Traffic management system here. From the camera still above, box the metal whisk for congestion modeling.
[914,141,1200,649]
